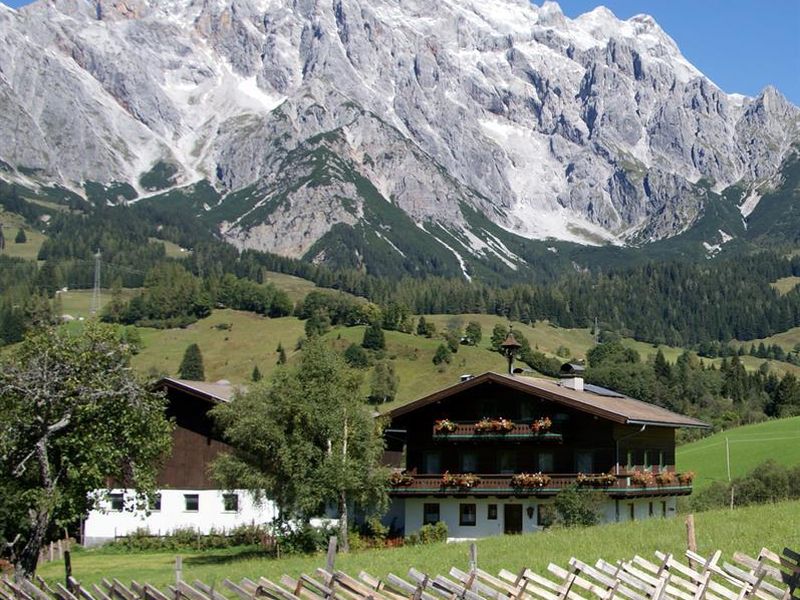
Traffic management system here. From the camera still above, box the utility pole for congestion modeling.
[91,250,101,316]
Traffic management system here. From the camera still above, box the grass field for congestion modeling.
[677,417,800,490]
[57,288,141,319]
[0,208,46,260]
[37,500,800,589]
[149,238,189,259]
[771,276,800,295]
[262,272,325,304]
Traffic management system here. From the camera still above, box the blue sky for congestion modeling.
[2,0,798,104]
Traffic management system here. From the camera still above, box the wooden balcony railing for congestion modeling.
[388,472,694,498]
[432,422,562,441]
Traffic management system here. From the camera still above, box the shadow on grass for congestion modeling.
[184,549,275,566]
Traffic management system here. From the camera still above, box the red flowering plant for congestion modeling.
[630,470,656,486]
[474,417,515,433]
[441,472,481,489]
[434,418,457,434]
[531,417,553,433]
[678,471,695,485]
[511,472,551,488]
[388,471,414,486]
[655,471,677,486]
[576,473,617,487]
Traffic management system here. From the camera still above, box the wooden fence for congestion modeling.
[1,544,797,600]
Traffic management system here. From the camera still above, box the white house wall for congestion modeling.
[402,496,678,541]
[83,489,278,547]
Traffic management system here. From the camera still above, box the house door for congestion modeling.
[504,504,523,534]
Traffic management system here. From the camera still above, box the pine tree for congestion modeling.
[178,343,205,380]
[276,342,287,365]
[15,227,27,244]
[432,344,452,366]
[251,365,262,382]
[464,321,482,346]
[362,322,386,351]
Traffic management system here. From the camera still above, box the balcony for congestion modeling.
[388,472,694,498]
[432,421,562,442]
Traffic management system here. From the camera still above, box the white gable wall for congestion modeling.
[83,488,278,547]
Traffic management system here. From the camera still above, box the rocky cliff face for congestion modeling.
[0,0,797,269]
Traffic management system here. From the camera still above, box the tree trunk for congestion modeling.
[16,438,54,578]
[338,490,349,553]
[15,510,50,578]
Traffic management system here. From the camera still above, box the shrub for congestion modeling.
[689,461,800,511]
[432,344,451,365]
[406,521,448,545]
[554,485,603,527]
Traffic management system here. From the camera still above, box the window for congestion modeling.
[487,504,498,520]
[459,503,477,526]
[538,452,554,473]
[460,451,478,473]
[184,494,199,512]
[109,493,124,512]
[575,451,593,473]
[628,503,635,521]
[423,503,440,525]
[223,493,239,512]
[423,451,441,474]
[648,502,654,517]
[661,501,667,518]
[152,493,162,512]
[537,505,556,527]
[499,451,516,474]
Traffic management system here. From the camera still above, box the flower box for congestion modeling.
[655,472,677,486]
[474,417,515,433]
[388,472,414,487]
[433,419,457,434]
[441,472,481,489]
[511,472,551,488]
[576,473,617,487]
[531,417,552,433]
[630,470,655,486]
[677,471,695,485]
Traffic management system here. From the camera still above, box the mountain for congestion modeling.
[0,0,798,277]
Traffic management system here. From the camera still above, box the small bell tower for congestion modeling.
[500,327,522,375]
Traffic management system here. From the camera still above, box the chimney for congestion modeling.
[559,363,585,392]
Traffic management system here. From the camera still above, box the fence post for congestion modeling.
[326,536,337,573]
[685,514,697,568]
[469,543,478,572]
[175,556,183,585]
[49,542,54,562]
[64,550,72,590]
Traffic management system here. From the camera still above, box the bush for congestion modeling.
[270,520,337,556]
[690,460,800,512]
[344,343,370,368]
[432,344,451,365]
[107,524,271,552]
[407,521,448,545]
[553,485,603,527]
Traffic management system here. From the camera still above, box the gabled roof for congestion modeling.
[156,377,245,404]
[386,372,710,429]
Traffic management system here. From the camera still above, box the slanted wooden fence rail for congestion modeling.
[1,546,797,600]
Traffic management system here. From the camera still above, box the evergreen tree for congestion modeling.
[362,322,386,351]
[305,310,331,338]
[464,321,482,346]
[416,316,436,338]
[653,349,671,381]
[14,228,26,244]
[276,342,287,365]
[251,365,262,382]
[344,343,369,368]
[368,360,399,404]
[490,324,507,351]
[101,278,127,323]
[443,329,460,354]
[178,343,205,380]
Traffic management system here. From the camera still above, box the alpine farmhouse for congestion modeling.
[382,364,709,540]
[83,378,276,546]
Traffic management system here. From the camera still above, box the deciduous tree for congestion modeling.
[212,339,388,553]
[0,324,172,576]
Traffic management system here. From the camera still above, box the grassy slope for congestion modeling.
[677,417,800,490]
[58,288,140,320]
[38,500,800,589]
[770,276,800,296]
[0,208,46,260]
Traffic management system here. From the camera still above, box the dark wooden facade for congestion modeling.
[156,382,231,490]
[387,374,698,499]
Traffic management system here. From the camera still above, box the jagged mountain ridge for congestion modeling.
[0,0,798,276]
